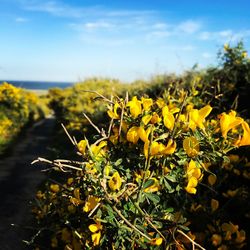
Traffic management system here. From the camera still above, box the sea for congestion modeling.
[0,80,74,90]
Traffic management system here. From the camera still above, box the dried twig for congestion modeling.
[31,157,83,171]
[83,113,102,135]
[176,229,206,250]
[61,123,77,146]
[81,90,114,104]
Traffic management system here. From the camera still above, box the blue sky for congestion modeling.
[1,0,250,82]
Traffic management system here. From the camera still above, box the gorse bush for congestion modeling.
[0,82,46,153]
[32,87,250,249]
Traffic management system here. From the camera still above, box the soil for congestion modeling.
[0,117,56,250]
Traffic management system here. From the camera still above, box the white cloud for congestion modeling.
[84,21,115,31]
[15,17,29,22]
[202,52,213,58]
[199,29,250,42]
[177,20,201,34]
[152,22,169,30]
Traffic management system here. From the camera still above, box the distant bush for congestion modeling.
[0,82,47,153]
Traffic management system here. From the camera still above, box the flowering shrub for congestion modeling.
[0,82,46,153]
[32,89,249,249]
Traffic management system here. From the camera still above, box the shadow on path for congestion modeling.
[0,117,56,250]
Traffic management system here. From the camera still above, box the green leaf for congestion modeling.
[143,179,155,190]
[165,175,176,183]
[144,193,160,204]
[114,158,123,166]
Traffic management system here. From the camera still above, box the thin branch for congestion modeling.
[176,229,206,250]
[112,206,152,241]
[83,113,101,135]
[81,90,114,104]
[31,157,83,171]
[61,123,77,146]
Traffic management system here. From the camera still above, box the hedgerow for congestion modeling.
[0,82,47,154]
[32,86,250,249]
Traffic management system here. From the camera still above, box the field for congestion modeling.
[0,42,250,249]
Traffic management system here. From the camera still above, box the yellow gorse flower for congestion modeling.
[236,121,250,146]
[77,139,88,155]
[144,178,160,193]
[83,196,101,212]
[89,221,103,246]
[108,172,122,191]
[183,136,199,157]
[127,96,142,118]
[220,111,243,138]
[185,160,203,194]
[150,237,163,246]
[90,141,107,157]
[162,106,175,131]
[126,126,140,144]
[188,105,212,131]
[141,97,153,111]
[107,102,120,119]
[142,114,152,125]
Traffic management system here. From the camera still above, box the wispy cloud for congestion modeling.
[199,29,250,42]
[15,17,29,22]
[177,20,201,34]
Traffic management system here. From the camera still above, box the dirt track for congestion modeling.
[0,117,55,249]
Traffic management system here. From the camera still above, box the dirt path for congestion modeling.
[0,117,56,250]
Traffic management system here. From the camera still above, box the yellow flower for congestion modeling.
[144,178,160,193]
[237,121,250,146]
[90,141,107,156]
[211,199,219,212]
[141,97,153,111]
[183,136,199,157]
[189,105,212,131]
[50,184,60,193]
[126,126,140,144]
[83,196,101,212]
[160,139,176,155]
[89,222,102,246]
[150,237,163,246]
[185,176,198,194]
[127,96,142,118]
[156,98,165,108]
[220,111,242,138]
[107,102,120,119]
[77,139,88,155]
[89,221,103,233]
[208,174,217,186]
[138,126,150,143]
[108,172,122,191]
[211,234,222,246]
[150,112,162,124]
[70,188,83,206]
[186,160,202,180]
[235,230,246,244]
[142,114,152,125]
[162,106,175,130]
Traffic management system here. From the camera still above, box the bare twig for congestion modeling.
[61,123,77,146]
[81,90,114,104]
[31,157,83,171]
[112,206,152,241]
[83,113,102,135]
[176,229,206,250]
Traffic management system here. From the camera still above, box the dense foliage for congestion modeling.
[0,82,48,153]
[30,42,250,249]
